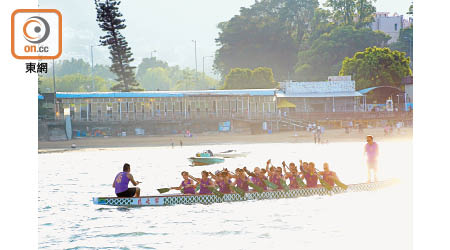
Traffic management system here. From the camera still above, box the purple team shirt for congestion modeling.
[365,142,379,163]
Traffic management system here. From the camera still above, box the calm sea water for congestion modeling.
[38,140,412,250]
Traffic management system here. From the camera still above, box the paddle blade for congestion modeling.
[280,179,289,191]
[335,179,348,190]
[231,186,245,197]
[157,188,171,194]
[248,182,263,193]
[263,179,279,189]
[295,176,306,188]
[318,177,332,191]
[208,187,224,198]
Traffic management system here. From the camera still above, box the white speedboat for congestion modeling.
[213,150,250,158]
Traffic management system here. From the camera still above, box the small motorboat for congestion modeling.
[188,150,225,166]
[213,150,250,158]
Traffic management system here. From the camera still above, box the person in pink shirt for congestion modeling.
[364,135,379,182]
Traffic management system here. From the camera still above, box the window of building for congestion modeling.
[395,23,398,31]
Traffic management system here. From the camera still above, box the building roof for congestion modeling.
[56,89,277,99]
[276,91,364,98]
[357,86,403,94]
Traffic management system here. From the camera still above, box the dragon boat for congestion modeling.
[93,179,398,207]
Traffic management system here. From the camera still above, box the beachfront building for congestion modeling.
[53,89,277,122]
[276,76,365,114]
[370,12,404,44]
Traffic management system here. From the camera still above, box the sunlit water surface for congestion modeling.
[39,140,412,250]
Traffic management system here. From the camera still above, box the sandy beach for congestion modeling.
[38,127,412,153]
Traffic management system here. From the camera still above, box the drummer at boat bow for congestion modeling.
[113,163,141,197]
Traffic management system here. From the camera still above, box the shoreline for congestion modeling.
[38,127,412,153]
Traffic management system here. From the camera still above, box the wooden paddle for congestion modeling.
[207,187,224,198]
[295,176,307,188]
[248,181,264,193]
[312,168,332,190]
[263,179,279,189]
[282,161,305,188]
[188,174,224,198]
[242,168,265,193]
[157,186,190,194]
[157,187,177,194]
[231,186,245,197]
[314,167,347,190]
[279,178,289,191]
[317,176,332,190]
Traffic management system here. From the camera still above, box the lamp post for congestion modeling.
[90,45,101,91]
[396,94,400,112]
[52,59,57,120]
[192,40,198,82]
[202,55,213,77]
[90,45,95,92]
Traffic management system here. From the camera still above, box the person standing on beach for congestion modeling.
[313,128,317,144]
[364,135,379,182]
[113,163,141,197]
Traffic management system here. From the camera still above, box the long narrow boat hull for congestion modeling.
[188,157,225,166]
[93,179,398,207]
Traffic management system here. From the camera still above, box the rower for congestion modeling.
[271,167,283,190]
[217,172,232,194]
[231,169,249,192]
[243,167,267,191]
[112,163,141,197]
[189,171,215,194]
[318,163,341,187]
[172,171,196,194]
[301,162,318,188]
[282,161,300,189]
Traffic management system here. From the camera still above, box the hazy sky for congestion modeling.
[40,0,412,77]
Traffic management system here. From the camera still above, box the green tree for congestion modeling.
[305,8,335,44]
[251,67,277,88]
[42,58,116,81]
[339,46,412,89]
[223,68,253,89]
[325,0,356,25]
[173,75,220,91]
[39,74,114,92]
[355,0,376,28]
[276,0,319,43]
[93,64,116,80]
[295,25,390,81]
[223,67,276,89]
[407,3,413,15]
[55,58,91,76]
[389,26,413,59]
[95,0,141,91]
[214,0,322,81]
[136,57,169,80]
[140,67,172,91]
[214,13,297,81]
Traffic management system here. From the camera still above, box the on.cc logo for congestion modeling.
[23,16,50,44]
